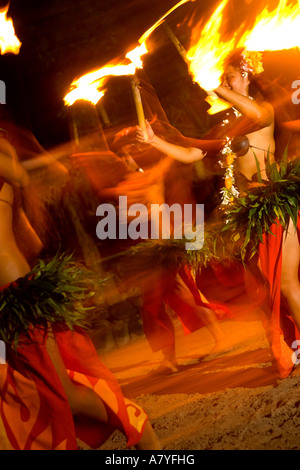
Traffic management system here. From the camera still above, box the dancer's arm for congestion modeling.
[0,137,67,186]
[136,122,205,163]
[214,85,274,126]
[21,153,68,172]
[0,138,29,188]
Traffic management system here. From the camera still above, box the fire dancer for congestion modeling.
[137,48,300,378]
[0,135,159,450]
[205,49,300,378]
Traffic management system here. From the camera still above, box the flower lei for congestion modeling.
[219,136,239,205]
[218,104,244,205]
[219,96,254,205]
[217,50,263,206]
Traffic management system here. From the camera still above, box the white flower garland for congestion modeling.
[218,99,253,205]
[219,136,239,205]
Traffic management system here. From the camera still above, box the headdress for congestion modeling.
[223,48,264,77]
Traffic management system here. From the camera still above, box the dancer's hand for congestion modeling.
[136,120,154,143]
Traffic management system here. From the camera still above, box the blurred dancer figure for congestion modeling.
[112,134,232,373]
[0,132,159,450]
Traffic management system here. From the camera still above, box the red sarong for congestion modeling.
[259,218,300,378]
[0,327,147,450]
[142,264,231,353]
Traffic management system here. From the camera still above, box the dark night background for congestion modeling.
[0,0,213,148]
[1,0,300,149]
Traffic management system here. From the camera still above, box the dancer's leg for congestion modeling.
[46,332,108,423]
[141,268,178,372]
[281,219,300,335]
[46,330,161,448]
[169,274,232,355]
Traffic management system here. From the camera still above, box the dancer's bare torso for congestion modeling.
[236,121,275,181]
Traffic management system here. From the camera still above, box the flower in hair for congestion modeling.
[240,50,264,75]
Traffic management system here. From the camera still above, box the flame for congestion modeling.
[0,5,21,55]
[185,0,300,114]
[64,1,195,106]
[138,0,194,44]
[238,0,300,51]
[64,80,106,106]
[186,0,235,91]
[64,63,137,106]
[186,0,235,113]
[65,0,300,109]
[187,0,300,96]
[125,42,148,69]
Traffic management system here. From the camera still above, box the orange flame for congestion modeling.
[186,0,235,91]
[186,0,235,113]
[64,1,195,106]
[64,80,106,106]
[238,0,300,51]
[138,0,194,44]
[186,0,300,114]
[64,62,137,106]
[125,42,148,69]
[0,5,21,55]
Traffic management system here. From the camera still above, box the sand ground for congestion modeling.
[92,305,300,451]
